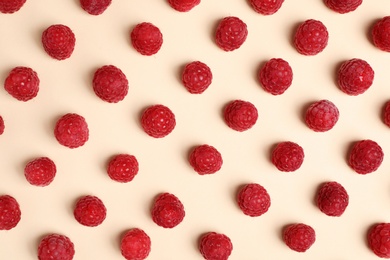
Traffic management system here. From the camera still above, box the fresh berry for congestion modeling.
[151,193,185,228]
[249,0,284,15]
[37,233,75,260]
[168,0,200,12]
[42,24,76,60]
[215,16,248,51]
[283,223,315,252]
[80,0,111,15]
[199,232,233,260]
[130,22,163,56]
[305,100,339,132]
[24,157,57,187]
[0,195,21,230]
[107,154,139,183]
[223,100,258,131]
[74,195,106,227]
[189,144,223,175]
[0,0,26,13]
[54,113,89,148]
[271,141,304,172]
[368,223,390,258]
[372,16,390,52]
[92,65,129,103]
[337,58,374,95]
[316,181,349,217]
[0,116,4,135]
[237,183,271,217]
[141,104,176,138]
[294,19,328,55]
[4,66,39,101]
[383,100,390,127]
[324,0,362,13]
[120,228,151,260]
[258,58,293,95]
[182,61,212,94]
[348,139,384,174]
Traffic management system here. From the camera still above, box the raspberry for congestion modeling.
[42,24,76,60]
[223,100,258,132]
[383,100,390,127]
[92,65,129,103]
[168,0,200,12]
[130,22,163,56]
[337,58,374,96]
[37,234,75,260]
[316,181,349,217]
[107,154,139,183]
[271,141,304,172]
[372,16,390,52]
[54,113,89,148]
[258,58,293,95]
[0,195,21,230]
[0,115,4,135]
[348,139,384,174]
[324,0,362,13]
[283,223,315,252]
[189,144,223,175]
[151,193,185,228]
[73,195,106,227]
[0,0,26,13]
[199,232,233,260]
[80,0,111,15]
[141,104,176,138]
[24,157,57,187]
[294,19,328,55]
[120,228,151,260]
[237,183,271,217]
[368,223,390,258]
[305,100,339,132]
[215,16,248,52]
[249,0,284,15]
[4,66,40,101]
[182,61,213,94]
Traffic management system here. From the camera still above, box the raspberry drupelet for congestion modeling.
[120,228,151,260]
[24,157,57,187]
[4,66,40,101]
[189,144,223,175]
[316,181,349,217]
[283,223,316,252]
[0,0,26,13]
[372,16,390,52]
[168,0,200,12]
[80,0,112,15]
[237,183,271,217]
[199,232,233,260]
[223,100,258,132]
[141,104,176,138]
[54,113,89,148]
[271,141,304,172]
[182,61,212,94]
[348,139,384,174]
[73,195,107,227]
[368,223,390,258]
[37,233,75,260]
[258,58,293,95]
[131,22,163,56]
[249,0,284,15]
[324,0,362,14]
[42,24,76,60]
[305,100,339,132]
[107,154,139,183]
[294,19,328,55]
[0,195,21,230]
[151,193,185,228]
[215,16,248,51]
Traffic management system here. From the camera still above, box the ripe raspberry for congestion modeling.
[368,223,390,258]
[199,232,233,260]
[92,65,129,103]
[383,100,390,127]
[223,100,258,132]
[0,0,26,13]
[271,141,304,172]
[42,24,76,60]
[258,58,293,95]
[107,154,139,183]
[189,144,223,175]
[0,115,4,135]
[305,100,339,132]
[372,16,390,52]
[249,0,284,15]
[168,0,200,12]
[54,113,89,148]
[294,19,328,55]
[4,66,39,101]
[151,193,185,228]
[316,181,349,217]
[74,195,106,227]
[215,16,248,51]
[237,183,271,217]
[0,195,21,230]
[24,157,56,187]
[80,0,111,15]
[141,104,176,138]
[324,0,362,13]
[37,234,75,260]
[182,61,213,94]
[131,22,163,56]
[120,228,151,260]
[337,58,374,96]
[283,223,315,252]
[348,139,384,174]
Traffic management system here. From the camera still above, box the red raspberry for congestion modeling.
[107,154,139,183]
[249,0,284,15]
[4,66,39,101]
[54,113,89,148]
[294,19,328,55]
[141,104,176,138]
[0,115,4,135]
[24,157,56,187]
[223,100,258,132]
[372,16,390,52]
[368,223,390,258]
[383,100,390,127]
[199,232,233,260]
[283,223,315,252]
[130,22,163,56]
[151,193,185,228]
[120,228,151,260]
[168,0,200,12]
[189,144,223,175]
[37,233,75,260]
[305,100,339,132]
[80,0,111,15]
[258,58,293,95]
[348,139,384,174]
[0,195,21,230]
[182,61,213,94]
[237,183,271,217]
[324,0,362,13]
[74,195,106,227]
[271,141,304,172]
[215,16,248,52]
[42,24,75,60]
[0,0,26,13]
[337,58,374,96]
[316,181,349,217]
[92,65,129,103]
